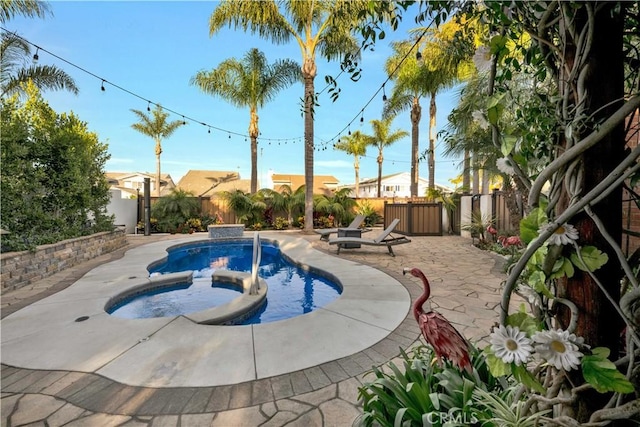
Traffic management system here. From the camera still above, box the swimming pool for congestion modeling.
[107,239,342,324]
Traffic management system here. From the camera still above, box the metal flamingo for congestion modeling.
[403,267,472,373]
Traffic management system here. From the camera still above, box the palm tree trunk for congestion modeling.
[472,151,479,194]
[463,149,471,193]
[377,152,383,197]
[354,156,360,198]
[302,58,316,232]
[249,107,259,194]
[428,93,436,189]
[155,139,162,197]
[410,97,421,197]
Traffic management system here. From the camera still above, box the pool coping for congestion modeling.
[0,232,412,388]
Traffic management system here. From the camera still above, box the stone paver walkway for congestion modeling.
[1,232,509,426]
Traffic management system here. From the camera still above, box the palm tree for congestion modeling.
[384,20,475,194]
[369,117,409,197]
[314,187,357,227]
[333,130,372,198]
[209,0,363,232]
[0,0,78,98]
[258,185,304,225]
[130,104,185,197]
[191,48,300,194]
[1,0,51,23]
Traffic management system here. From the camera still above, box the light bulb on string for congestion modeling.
[33,47,39,62]
[182,116,186,125]
[147,101,151,112]
[382,84,387,102]
[101,80,106,91]
[228,133,231,139]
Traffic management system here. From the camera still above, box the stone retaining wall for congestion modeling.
[1,229,127,291]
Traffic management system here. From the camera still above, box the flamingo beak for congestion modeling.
[402,267,411,276]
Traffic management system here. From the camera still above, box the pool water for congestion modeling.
[108,281,242,319]
[108,240,342,324]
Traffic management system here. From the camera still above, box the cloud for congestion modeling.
[316,160,352,168]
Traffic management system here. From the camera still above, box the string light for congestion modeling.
[2,20,434,152]
[33,47,39,61]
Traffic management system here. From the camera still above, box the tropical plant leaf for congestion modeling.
[520,208,547,244]
[549,256,575,279]
[512,364,545,394]
[527,270,554,299]
[506,309,540,336]
[483,347,511,377]
[569,246,609,272]
[582,347,634,394]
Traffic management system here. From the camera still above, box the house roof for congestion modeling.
[105,171,175,192]
[176,170,242,197]
[271,174,339,195]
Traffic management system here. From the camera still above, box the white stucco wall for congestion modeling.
[106,189,138,234]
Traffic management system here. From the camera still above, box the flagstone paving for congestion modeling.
[1,231,511,426]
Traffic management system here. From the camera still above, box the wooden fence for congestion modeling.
[383,202,443,236]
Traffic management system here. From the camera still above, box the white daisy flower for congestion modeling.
[473,45,492,72]
[472,110,490,130]
[539,223,579,246]
[532,329,583,371]
[490,324,533,365]
[496,157,515,175]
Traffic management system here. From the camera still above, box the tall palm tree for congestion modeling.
[333,130,372,198]
[1,0,78,98]
[369,117,409,197]
[130,104,185,197]
[191,48,300,194]
[209,0,363,232]
[384,20,475,194]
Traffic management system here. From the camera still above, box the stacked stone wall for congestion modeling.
[1,230,126,291]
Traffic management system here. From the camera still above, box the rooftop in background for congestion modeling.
[176,170,250,197]
[270,173,339,196]
[105,171,176,197]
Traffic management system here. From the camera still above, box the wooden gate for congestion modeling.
[383,202,443,236]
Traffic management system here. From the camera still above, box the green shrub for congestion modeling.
[272,217,289,230]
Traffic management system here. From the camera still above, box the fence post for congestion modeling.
[407,201,413,235]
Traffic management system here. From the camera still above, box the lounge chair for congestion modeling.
[315,214,366,241]
[328,218,411,257]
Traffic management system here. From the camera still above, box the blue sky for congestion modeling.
[6,1,463,188]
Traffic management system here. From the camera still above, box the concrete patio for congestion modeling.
[2,231,511,426]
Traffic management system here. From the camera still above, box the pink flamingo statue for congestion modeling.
[403,267,472,373]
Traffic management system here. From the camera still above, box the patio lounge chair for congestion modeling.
[328,218,411,257]
[315,214,367,241]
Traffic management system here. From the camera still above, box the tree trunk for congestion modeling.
[410,97,421,197]
[554,4,625,421]
[428,92,436,189]
[472,152,480,194]
[249,107,259,194]
[302,58,316,232]
[377,151,383,197]
[155,139,162,197]
[463,149,471,194]
[354,156,360,198]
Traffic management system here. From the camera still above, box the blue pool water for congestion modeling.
[108,240,342,324]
